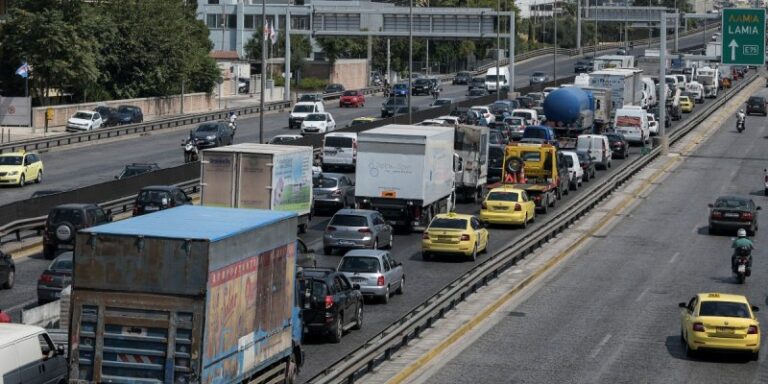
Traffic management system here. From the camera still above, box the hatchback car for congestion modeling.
[324,83,345,94]
[37,252,73,304]
[66,110,103,132]
[114,162,160,180]
[529,71,550,85]
[301,112,336,134]
[708,195,761,235]
[480,186,536,228]
[298,267,363,342]
[746,96,767,116]
[679,96,695,113]
[679,292,760,360]
[133,185,192,216]
[93,106,119,127]
[453,71,472,85]
[0,151,43,187]
[115,105,144,124]
[313,173,355,214]
[576,152,596,182]
[390,83,409,97]
[0,251,14,289]
[411,78,433,95]
[337,250,405,304]
[323,209,394,255]
[340,90,365,108]
[605,132,629,159]
[43,204,111,259]
[193,122,233,148]
[268,134,303,144]
[422,213,489,261]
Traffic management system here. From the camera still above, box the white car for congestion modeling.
[301,112,336,134]
[66,110,103,132]
[647,113,659,136]
[470,106,495,123]
[435,116,461,126]
[268,134,303,144]
[560,151,583,191]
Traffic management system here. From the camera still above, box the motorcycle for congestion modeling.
[733,246,752,284]
[764,169,768,196]
[737,118,745,133]
[182,136,200,163]
[229,120,237,134]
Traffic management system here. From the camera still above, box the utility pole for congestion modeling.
[509,11,515,93]
[553,2,557,84]
[259,0,267,144]
[408,0,413,124]
[577,0,582,55]
[496,0,500,100]
[387,39,391,86]
[659,14,668,154]
[285,7,291,102]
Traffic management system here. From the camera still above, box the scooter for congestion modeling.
[182,135,200,163]
[733,246,752,284]
[737,118,745,133]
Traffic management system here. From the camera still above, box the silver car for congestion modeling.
[323,209,393,255]
[337,250,405,304]
[313,173,355,214]
[529,71,550,85]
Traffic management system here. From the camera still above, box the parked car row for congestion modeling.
[66,105,143,132]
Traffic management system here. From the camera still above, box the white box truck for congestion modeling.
[454,124,489,202]
[593,55,635,70]
[355,125,458,231]
[588,68,643,110]
[201,143,314,233]
[696,66,719,98]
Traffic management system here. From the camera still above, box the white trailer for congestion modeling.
[201,143,314,233]
[696,66,719,98]
[593,55,635,70]
[355,125,457,231]
[454,124,489,202]
[588,68,643,111]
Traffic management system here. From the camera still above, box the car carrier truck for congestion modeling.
[68,206,303,384]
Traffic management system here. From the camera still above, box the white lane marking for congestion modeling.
[589,333,613,359]
[635,287,650,302]
[669,252,680,264]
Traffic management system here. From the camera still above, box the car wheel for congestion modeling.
[386,234,393,249]
[2,269,14,289]
[352,304,363,330]
[684,338,696,358]
[330,315,343,343]
[470,243,478,262]
[708,226,716,235]
[18,174,24,187]
[748,226,756,236]
[540,201,548,214]
[372,239,379,250]
[35,171,42,184]
[521,214,528,229]
[751,351,760,361]
[396,277,404,294]
[324,247,333,255]
[43,246,55,260]
[381,286,390,304]
[422,252,431,261]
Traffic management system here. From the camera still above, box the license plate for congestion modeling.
[59,244,74,250]
[325,150,337,155]
[352,277,366,283]
[724,212,740,218]
[145,206,159,211]
[493,206,508,210]
[339,241,354,245]
[717,327,734,334]
[738,265,747,273]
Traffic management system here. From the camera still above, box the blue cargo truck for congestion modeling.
[68,206,303,384]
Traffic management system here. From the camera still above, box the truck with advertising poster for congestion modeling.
[355,125,458,231]
[454,124,489,203]
[588,68,643,111]
[201,143,313,233]
[67,206,303,384]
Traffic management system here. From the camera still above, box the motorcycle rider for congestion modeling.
[737,109,746,127]
[229,111,238,130]
[731,228,754,273]
[431,84,441,100]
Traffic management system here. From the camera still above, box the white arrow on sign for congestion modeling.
[729,39,739,61]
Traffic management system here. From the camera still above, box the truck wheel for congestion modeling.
[284,354,298,384]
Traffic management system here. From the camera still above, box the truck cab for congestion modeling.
[499,143,565,213]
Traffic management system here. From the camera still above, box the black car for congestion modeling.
[115,163,160,180]
[37,252,72,304]
[0,251,14,289]
[708,196,761,235]
[193,122,234,148]
[488,144,504,183]
[574,61,593,74]
[116,105,143,125]
[381,97,418,118]
[453,71,472,85]
[93,106,119,127]
[489,100,517,119]
[468,77,485,90]
[605,132,629,159]
[43,204,111,259]
[576,152,596,182]
[467,88,488,97]
[298,267,364,343]
[746,96,767,116]
[30,190,64,199]
[324,83,345,94]
[411,78,433,95]
[299,93,323,102]
[432,98,453,107]
[133,185,192,216]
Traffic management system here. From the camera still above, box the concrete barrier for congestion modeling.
[22,300,60,328]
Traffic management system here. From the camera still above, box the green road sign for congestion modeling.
[722,8,766,65]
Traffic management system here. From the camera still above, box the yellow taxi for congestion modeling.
[480,186,536,228]
[679,292,760,360]
[679,96,694,113]
[350,116,378,127]
[0,151,44,187]
[422,213,489,261]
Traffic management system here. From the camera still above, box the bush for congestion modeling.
[299,77,328,91]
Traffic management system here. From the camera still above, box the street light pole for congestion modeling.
[577,0,582,55]
[259,0,267,144]
[408,0,413,124]
[553,2,557,84]
[496,0,500,101]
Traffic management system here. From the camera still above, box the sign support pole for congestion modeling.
[659,14,668,155]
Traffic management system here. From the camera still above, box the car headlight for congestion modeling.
[8,171,18,176]
[320,123,326,127]
[207,135,216,140]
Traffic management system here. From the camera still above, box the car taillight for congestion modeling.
[460,234,470,241]
[331,189,343,197]
[514,203,522,211]
[327,226,337,232]
[38,274,54,283]
[423,232,430,240]
[741,212,753,221]
[358,227,372,233]
[481,201,487,209]
[712,211,723,218]
[324,295,334,309]
[748,325,759,335]
[693,322,705,332]
[377,276,385,286]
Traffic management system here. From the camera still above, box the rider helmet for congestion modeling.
[737,228,747,238]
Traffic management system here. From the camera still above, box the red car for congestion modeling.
[339,90,365,108]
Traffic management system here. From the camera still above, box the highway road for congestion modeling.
[0,28,714,206]
[421,90,768,384]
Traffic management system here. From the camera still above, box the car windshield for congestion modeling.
[313,176,338,188]
[325,136,352,148]
[513,112,532,119]
[73,112,92,119]
[197,124,218,132]
[270,136,297,144]
[606,134,621,141]
[577,153,590,163]
[51,257,73,271]
[487,191,519,202]
[0,155,22,166]
[329,214,368,227]
[118,106,133,113]
[138,190,171,203]
[386,98,406,106]
[293,105,314,113]
[339,256,380,273]
[299,95,315,101]
[715,198,748,209]
[50,209,83,224]
[699,301,751,318]
[429,218,467,230]
[342,91,357,96]
[394,84,407,90]
[489,130,503,145]
[524,128,547,139]
[532,72,545,77]
[305,114,327,121]
[415,79,430,85]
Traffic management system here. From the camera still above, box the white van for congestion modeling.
[641,76,657,107]
[664,75,679,95]
[0,324,67,384]
[322,132,358,170]
[511,109,539,126]
[560,151,584,190]
[613,106,650,145]
[484,66,510,93]
[685,81,704,103]
[674,74,687,90]
[289,101,325,129]
[576,134,613,170]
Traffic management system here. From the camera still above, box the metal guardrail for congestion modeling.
[303,71,758,384]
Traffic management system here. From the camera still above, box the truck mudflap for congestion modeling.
[69,291,203,384]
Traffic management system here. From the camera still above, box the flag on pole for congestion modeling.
[263,21,270,41]
[270,23,278,45]
[15,62,30,78]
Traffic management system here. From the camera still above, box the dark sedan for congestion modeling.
[576,152,596,182]
[133,185,192,216]
[453,71,472,85]
[468,77,485,90]
[411,78,433,95]
[94,106,119,127]
[746,96,767,116]
[37,251,72,303]
[115,163,160,180]
[313,173,355,214]
[325,83,345,94]
[467,88,488,97]
[116,105,143,124]
[193,122,234,148]
[708,196,761,235]
[574,61,593,74]
[606,132,629,159]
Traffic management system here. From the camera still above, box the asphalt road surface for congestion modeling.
[422,89,768,384]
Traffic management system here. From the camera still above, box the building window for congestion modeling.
[244,15,255,29]
[291,15,309,30]
[206,14,221,28]
[227,14,237,29]
[208,0,219,4]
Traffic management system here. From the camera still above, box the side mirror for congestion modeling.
[707,203,714,208]
[352,284,361,291]
[678,302,687,308]
[56,344,65,356]
[752,305,760,312]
